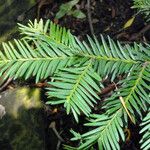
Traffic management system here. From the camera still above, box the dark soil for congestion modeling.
[39,0,149,42]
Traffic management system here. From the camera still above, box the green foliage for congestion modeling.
[132,0,150,21]
[55,0,86,19]
[0,20,74,83]
[67,114,124,150]
[46,62,102,122]
[140,110,150,150]
[0,19,150,149]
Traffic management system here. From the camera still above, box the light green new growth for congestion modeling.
[132,0,150,21]
[0,19,149,150]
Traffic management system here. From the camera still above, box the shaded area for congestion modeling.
[0,0,36,43]
[0,87,45,150]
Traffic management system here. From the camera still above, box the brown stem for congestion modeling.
[0,78,13,92]
[129,24,150,41]
[87,0,94,35]
[99,83,116,95]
